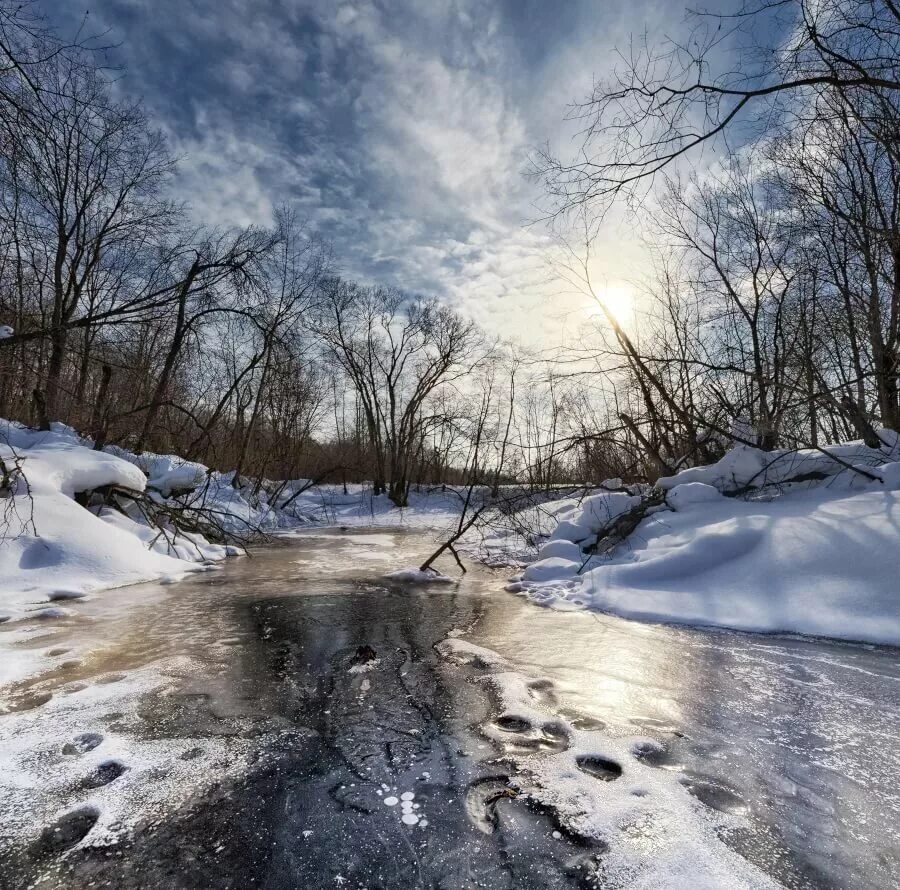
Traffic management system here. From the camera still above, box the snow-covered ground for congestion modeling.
[512,436,900,645]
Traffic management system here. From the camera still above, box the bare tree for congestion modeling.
[533,0,900,213]
[316,282,485,506]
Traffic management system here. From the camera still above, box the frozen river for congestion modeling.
[0,528,898,888]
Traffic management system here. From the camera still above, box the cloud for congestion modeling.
[41,0,685,343]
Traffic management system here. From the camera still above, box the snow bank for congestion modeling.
[548,491,641,546]
[0,423,221,686]
[657,435,900,495]
[106,446,283,534]
[518,437,900,645]
[278,483,464,530]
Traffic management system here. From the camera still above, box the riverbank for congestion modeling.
[5,418,900,680]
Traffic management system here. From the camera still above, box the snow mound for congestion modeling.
[548,492,641,546]
[522,556,581,582]
[666,482,722,510]
[535,539,583,561]
[518,438,900,645]
[126,451,206,495]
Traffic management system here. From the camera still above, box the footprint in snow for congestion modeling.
[79,759,128,790]
[47,589,87,602]
[630,738,671,767]
[6,690,52,712]
[494,714,531,733]
[95,672,127,685]
[464,776,519,834]
[680,773,749,814]
[62,731,103,755]
[180,747,205,761]
[29,607,73,620]
[575,755,623,782]
[526,678,557,706]
[491,714,571,754]
[35,806,99,855]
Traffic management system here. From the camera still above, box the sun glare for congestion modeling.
[585,285,634,324]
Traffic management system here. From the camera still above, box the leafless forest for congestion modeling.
[1,0,899,504]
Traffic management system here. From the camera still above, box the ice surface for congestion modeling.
[437,636,779,889]
[385,567,455,583]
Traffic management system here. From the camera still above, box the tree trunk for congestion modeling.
[91,364,113,450]
[135,258,200,453]
[43,327,67,424]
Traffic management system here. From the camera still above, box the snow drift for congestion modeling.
[0,423,219,629]
[515,437,900,645]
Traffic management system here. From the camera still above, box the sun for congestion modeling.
[584,284,634,324]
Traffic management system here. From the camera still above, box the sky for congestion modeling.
[43,0,683,344]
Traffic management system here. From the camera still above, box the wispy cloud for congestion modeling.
[44,0,681,341]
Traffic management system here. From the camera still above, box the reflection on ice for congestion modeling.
[0,528,896,889]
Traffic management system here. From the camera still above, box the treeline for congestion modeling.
[4,1,899,505]
[0,3,524,506]
[0,7,332,481]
